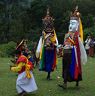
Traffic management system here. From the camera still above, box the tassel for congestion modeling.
[25,64,32,79]
[79,18,83,42]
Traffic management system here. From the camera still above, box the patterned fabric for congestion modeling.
[39,29,58,72]
[39,46,57,72]
[11,55,33,78]
[62,32,83,82]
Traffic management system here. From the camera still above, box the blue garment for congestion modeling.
[44,49,55,72]
[70,47,76,80]
[29,57,34,63]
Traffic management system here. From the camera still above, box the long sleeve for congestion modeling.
[11,62,25,72]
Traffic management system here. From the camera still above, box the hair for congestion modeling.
[23,52,28,57]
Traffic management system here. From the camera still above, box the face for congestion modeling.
[69,20,79,32]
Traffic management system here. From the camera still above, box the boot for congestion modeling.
[47,72,52,80]
[76,81,79,87]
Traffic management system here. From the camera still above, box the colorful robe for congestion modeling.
[63,32,87,82]
[11,55,37,93]
[37,31,58,72]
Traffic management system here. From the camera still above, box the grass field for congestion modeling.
[0,57,95,96]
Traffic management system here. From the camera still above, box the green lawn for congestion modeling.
[0,57,95,96]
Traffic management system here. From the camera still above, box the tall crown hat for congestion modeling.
[70,6,84,42]
[42,7,55,33]
[70,6,80,20]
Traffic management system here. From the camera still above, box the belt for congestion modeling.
[63,49,72,53]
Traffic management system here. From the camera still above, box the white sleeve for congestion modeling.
[79,37,87,65]
[56,37,58,46]
[36,37,43,58]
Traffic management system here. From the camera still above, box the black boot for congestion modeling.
[76,81,79,87]
[47,72,52,80]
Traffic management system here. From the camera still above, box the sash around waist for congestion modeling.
[63,49,72,53]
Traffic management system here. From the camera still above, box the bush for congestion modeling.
[0,40,37,57]
[0,41,16,57]
[84,26,95,40]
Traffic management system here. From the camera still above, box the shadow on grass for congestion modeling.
[14,93,38,96]
[57,85,84,92]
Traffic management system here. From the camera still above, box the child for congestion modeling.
[10,50,38,96]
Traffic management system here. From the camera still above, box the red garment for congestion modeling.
[52,48,57,70]
[74,32,82,80]
[16,55,33,74]
[28,60,34,70]
[17,55,27,64]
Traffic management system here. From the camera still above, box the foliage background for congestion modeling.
[0,0,95,44]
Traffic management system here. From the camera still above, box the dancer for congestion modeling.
[10,50,37,96]
[59,6,87,88]
[36,8,58,80]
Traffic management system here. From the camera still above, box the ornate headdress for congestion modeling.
[42,7,54,33]
[70,6,80,20]
[70,6,83,42]
[16,39,27,50]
